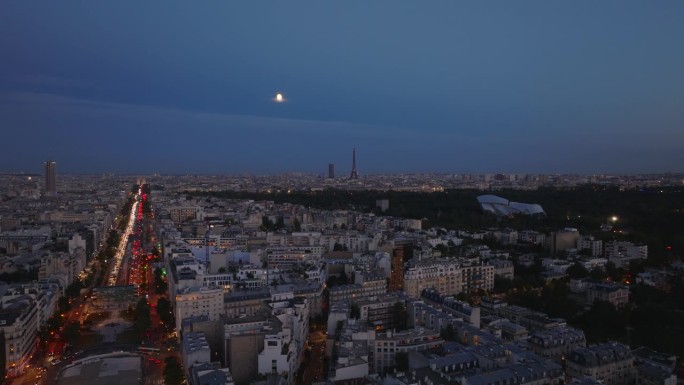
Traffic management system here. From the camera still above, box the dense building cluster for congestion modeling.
[0,171,681,385]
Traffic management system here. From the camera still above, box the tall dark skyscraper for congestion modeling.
[328,163,335,179]
[44,160,56,195]
[349,148,359,180]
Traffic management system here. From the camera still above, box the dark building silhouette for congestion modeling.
[328,163,335,179]
[44,160,56,195]
[0,330,5,380]
[349,148,359,180]
[389,246,404,292]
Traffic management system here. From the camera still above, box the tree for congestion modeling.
[155,278,168,294]
[134,298,151,336]
[395,352,409,372]
[511,290,543,311]
[0,269,39,283]
[350,303,361,320]
[37,327,51,348]
[539,280,578,320]
[392,302,408,331]
[164,356,184,385]
[605,261,623,282]
[578,300,627,343]
[58,296,71,314]
[566,262,589,279]
[65,279,84,298]
[151,245,161,258]
[333,243,348,251]
[46,312,65,332]
[154,268,168,295]
[493,276,514,293]
[433,244,449,256]
[63,321,81,346]
[589,267,606,280]
[440,324,456,341]
[261,216,274,231]
[83,274,94,287]
[157,297,174,328]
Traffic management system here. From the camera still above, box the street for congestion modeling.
[8,186,178,385]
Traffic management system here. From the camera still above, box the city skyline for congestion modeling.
[1,2,684,174]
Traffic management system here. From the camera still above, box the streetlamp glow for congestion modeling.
[610,216,618,222]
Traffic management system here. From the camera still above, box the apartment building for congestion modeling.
[587,283,629,308]
[0,298,38,376]
[409,301,460,335]
[372,328,443,373]
[462,359,563,385]
[223,290,270,319]
[548,228,580,255]
[632,347,678,385]
[265,247,311,268]
[404,259,462,299]
[518,230,546,245]
[566,342,635,385]
[487,229,518,245]
[527,326,586,362]
[257,298,309,385]
[1,283,58,329]
[355,293,405,331]
[577,236,603,257]
[461,263,495,293]
[330,340,370,382]
[404,259,494,298]
[636,363,677,385]
[175,287,224,332]
[222,313,273,384]
[605,241,648,268]
[258,334,295,383]
[488,258,514,280]
[167,205,203,223]
[38,249,86,288]
[288,283,325,317]
[329,277,387,304]
[421,288,481,328]
[182,332,211,376]
[189,363,235,385]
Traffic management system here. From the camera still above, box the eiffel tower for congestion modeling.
[349,148,359,180]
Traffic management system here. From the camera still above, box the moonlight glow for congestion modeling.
[275,93,284,103]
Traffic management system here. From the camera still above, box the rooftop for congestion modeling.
[56,354,142,385]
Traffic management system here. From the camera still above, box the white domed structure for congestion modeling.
[477,194,545,216]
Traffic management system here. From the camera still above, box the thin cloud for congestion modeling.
[6,74,96,89]
[0,91,466,141]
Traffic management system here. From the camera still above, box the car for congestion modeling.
[51,359,61,366]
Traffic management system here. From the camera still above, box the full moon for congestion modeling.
[275,93,284,102]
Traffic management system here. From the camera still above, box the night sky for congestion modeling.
[1,1,683,175]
